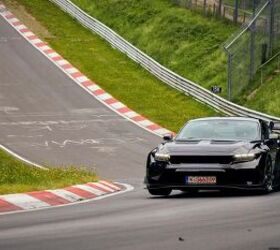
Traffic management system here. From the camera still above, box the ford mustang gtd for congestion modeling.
[145,117,280,195]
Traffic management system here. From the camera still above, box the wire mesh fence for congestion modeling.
[172,0,280,101]
[224,0,280,100]
[171,0,266,24]
[257,52,280,86]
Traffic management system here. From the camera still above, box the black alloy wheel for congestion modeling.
[263,157,274,193]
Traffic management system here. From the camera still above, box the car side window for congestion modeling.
[261,122,269,140]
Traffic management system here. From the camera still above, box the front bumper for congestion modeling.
[145,162,264,190]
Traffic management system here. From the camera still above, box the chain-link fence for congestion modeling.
[224,0,280,100]
[171,0,266,24]
[172,0,280,101]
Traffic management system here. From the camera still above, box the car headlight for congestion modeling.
[233,153,257,162]
[154,153,170,162]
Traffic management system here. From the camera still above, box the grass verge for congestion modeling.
[244,70,280,117]
[2,0,218,133]
[0,148,97,195]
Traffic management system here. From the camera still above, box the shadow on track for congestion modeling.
[148,189,280,199]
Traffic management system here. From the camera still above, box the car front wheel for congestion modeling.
[262,157,274,193]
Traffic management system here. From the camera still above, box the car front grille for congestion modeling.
[169,155,233,164]
[158,169,262,186]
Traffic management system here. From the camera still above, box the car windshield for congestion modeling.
[176,119,260,141]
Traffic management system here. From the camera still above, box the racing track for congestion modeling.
[0,11,280,250]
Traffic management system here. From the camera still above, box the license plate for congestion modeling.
[186,176,217,185]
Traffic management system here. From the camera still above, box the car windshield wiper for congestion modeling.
[211,139,241,142]
[250,139,262,143]
[175,138,202,142]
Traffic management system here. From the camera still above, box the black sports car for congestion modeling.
[145,117,280,195]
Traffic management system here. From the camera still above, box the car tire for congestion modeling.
[147,188,172,196]
[262,157,274,194]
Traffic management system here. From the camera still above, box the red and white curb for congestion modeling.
[0,181,131,215]
[0,4,172,137]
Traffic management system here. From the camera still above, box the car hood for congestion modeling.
[160,140,258,156]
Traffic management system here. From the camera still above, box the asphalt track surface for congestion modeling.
[0,13,280,250]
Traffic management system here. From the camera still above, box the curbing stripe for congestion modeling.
[87,182,115,193]
[28,191,70,206]
[65,67,78,74]
[0,181,125,214]
[88,84,100,92]
[100,180,121,191]
[0,182,133,216]
[64,186,97,199]
[124,111,138,119]
[0,199,22,213]
[75,184,106,196]
[47,189,84,202]
[2,194,50,210]
[97,93,113,101]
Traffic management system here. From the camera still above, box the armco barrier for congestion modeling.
[50,0,280,122]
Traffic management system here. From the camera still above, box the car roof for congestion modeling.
[190,117,260,123]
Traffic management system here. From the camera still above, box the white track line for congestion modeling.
[0,144,47,170]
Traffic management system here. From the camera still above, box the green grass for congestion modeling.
[0,149,97,195]
[3,0,219,133]
[244,68,280,117]
[70,0,237,96]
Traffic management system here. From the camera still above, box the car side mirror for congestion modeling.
[269,133,279,140]
[163,133,173,142]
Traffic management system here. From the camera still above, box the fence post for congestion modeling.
[188,0,192,9]
[213,3,216,16]
[218,0,222,16]
[268,0,275,57]
[233,0,238,24]
[249,0,257,80]
[203,0,207,15]
[228,53,233,101]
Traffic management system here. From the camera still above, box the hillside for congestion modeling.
[72,0,280,118]
[245,71,280,117]
[72,0,237,97]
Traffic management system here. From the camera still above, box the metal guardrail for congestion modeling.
[49,0,280,122]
